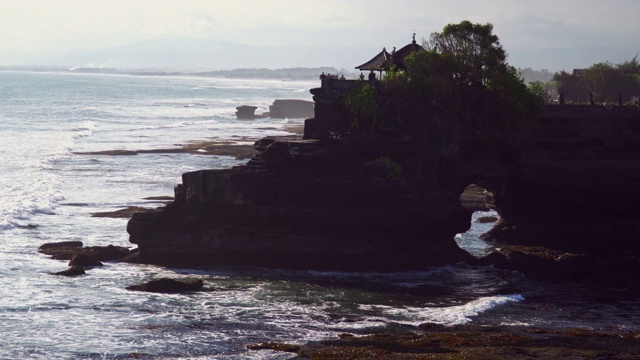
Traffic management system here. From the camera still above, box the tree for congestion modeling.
[344,21,544,146]
[616,54,640,75]
[425,21,507,87]
[553,56,640,104]
[552,70,588,103]
[528,81,549,103]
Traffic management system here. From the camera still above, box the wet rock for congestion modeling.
[51,266,86,277]
[246,342,301,353]
[69,254,103,267]
[91,206,150,218]
[40,243,131,262]
[39,241,83,251]
[269,99,314,119]
[126,278,204,293]
[469,245,636,282]
[476,215,499,223]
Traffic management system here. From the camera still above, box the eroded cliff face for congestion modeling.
[480,105,640,253]
[128,77,640,271]
[127,134,473,270]
[127,78,485,270]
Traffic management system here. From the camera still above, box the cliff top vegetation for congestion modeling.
[553,56,640,104]
[345,21,545,146]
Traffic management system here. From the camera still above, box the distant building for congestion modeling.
[355,34,426,78]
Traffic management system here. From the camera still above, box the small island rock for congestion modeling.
[126,278,204,293]
[69,254,103,267]
[51,266,86,277]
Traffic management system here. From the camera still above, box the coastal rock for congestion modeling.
[68,254,103,267]
[127,79,484,270]
[39,243,131,262]
[126,278,204,293]
[91,206,150,218]
[476,215,499,223]
[128,78,640,272]
[128,133,474,270]
[469,245,640,282]
[479,107,640,254]
[268,99,314,119]
[39,241,83,251]
[51,266,86,277]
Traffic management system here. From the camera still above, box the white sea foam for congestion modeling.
[359,294,525,326]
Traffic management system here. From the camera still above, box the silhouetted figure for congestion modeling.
[368,70,376,81]
[590,92,594,105]
[319,72,325,80]
[359,72,365,80]
[559,92,565,105]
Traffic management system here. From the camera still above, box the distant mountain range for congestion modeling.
[0,38,376,72]
[1,38,637,73]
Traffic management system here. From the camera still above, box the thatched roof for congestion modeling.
[355,48,392,71]
[381,36,425,70]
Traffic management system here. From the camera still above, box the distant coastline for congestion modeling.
[0,65,352,81]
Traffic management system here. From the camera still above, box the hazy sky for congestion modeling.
[2,0,639,66]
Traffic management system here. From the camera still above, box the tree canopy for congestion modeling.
[553,55,640,103]
[345,21,544,145]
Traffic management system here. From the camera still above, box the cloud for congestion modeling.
[0,0,639,61]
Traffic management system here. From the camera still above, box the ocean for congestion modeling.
[0,71,638,359]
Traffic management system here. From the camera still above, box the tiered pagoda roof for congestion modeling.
[355,48,392,71]
[356,34,425,72]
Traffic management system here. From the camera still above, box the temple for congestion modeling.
[355,33,425,74]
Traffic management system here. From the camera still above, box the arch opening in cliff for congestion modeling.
[454,184,500,258]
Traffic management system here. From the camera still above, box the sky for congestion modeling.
[1,0,639,70]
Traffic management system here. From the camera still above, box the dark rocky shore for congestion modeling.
[127,78,640,272]
[249,324,640,359]
[121,78,640,357]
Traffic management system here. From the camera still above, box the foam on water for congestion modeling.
[359,294,525,326]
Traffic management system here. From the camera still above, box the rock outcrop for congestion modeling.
[127,134,474,270]
[128,77,640,272]
[478,105,640,254]
[39,242,131,261]
[126,278,204,293]
[268,99,314,119]
[128,80,479,270]
[51,266,86,277]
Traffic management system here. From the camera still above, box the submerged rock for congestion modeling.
[126,278,204,293]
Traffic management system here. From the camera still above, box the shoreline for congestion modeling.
[72,124,305,160]
[249,324,640,359]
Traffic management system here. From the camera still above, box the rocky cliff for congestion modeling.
[479,105,640,254]
[127,77,640,271]
[127,133,474,270]
[127,79,479,270]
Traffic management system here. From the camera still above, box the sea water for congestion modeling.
[0,71,638,359]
